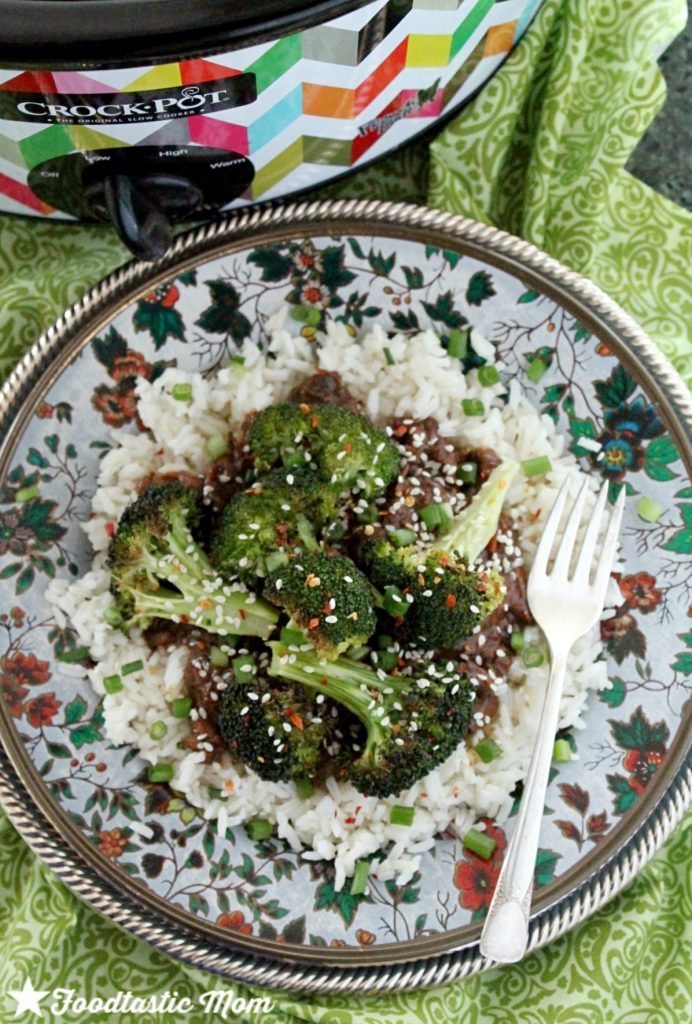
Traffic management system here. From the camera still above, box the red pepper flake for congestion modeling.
[343,442,353,453]
[531,508,542,522]
[286,709,304,731]
[355,805,362,815]
[486,533,498,554]
[394,616,404,627]
[394,424,408,437]
[322,600,333,614]
[155,448,164,456]
[104,522,115,538]
[445,594,457,608]
[276,523,289,534]
[180,614,190,623]
[344,816,356,824]
[308,617,320,630]
[438,555,450,567]
[238,609,247,620]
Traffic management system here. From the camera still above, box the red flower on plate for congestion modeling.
[99,828,128,859]
[24,692,62,727]
[623,749,665,795]
[92,382,140,429]
[452,820,506,915]
[110,349,152,385]
[1,651,51,688]
[217,911,253,935]
[617,572,663,613]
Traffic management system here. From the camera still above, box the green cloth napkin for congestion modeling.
[1,0,690,1020]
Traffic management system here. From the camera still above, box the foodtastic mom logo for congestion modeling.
[0,74,257,125]
[7,976,274,1019]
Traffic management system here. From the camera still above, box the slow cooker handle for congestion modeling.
[103,174,174,262]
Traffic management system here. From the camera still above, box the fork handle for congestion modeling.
[479,644,568,963]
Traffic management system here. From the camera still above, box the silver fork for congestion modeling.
[479,478,625,964]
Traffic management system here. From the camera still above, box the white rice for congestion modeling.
[48,319,616,889]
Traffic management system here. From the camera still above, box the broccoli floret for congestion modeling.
[248,403,310,474]
[267,642,475,797]
[310,404,400,500]
[265,551,377,659]
[108,481,278,638]
[210,468,336,584]
[248,402,400,500]
[364,462,518,648]
[218,668,333,782]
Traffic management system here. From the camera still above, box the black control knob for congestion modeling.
[27,145,255,262]
[98,174,203,262]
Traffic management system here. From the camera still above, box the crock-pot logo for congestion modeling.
[2,74,257,125]
[358,79,440,138]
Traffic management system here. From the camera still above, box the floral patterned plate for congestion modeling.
[0,201,689,993]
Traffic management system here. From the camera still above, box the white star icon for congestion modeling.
[8,977,49,1018]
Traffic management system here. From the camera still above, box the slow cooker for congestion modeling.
[0,0,544,258]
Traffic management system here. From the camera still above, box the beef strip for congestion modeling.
[135,469,204,494]
[461,446,502,486]
[181,645,227,761]
[288,370,362,413]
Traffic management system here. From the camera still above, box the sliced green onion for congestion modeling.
[57,646,91,663]
[171,383,192,401]
[171,697,192,718]
[290,305,321,326]
[475,738,503,763]
[526,358,548,383]
[15,484,39,503]
[122,659,144,676]
[447,329,469,359]
[103,674,123,694]
[419,502,453,530]
[553,739,572,762]
[356,505,379,524]
[509,630,525,652]
[374,650,397,672]
[521,455,552,477]
[210,645,229,668]
[522,645,544,668]
[477,365,500,387]
[389,805,415,826]
[208,785,223,800]
[295,777,314,799]
[457,462,478,485]
[383,585,409,617]
[148,763,174,783]
[377,634,394,650]
[462,398,485,417]
[246,818,273,841]
[296,512,319,551]
[230,354,245,366]
[420,503,442,529]
[383,346,396,366]
[636,496,664,523]
[149,720,168,740]
[265,550,289,573]
[390,527,417,548]
[463,828,497,860]
[280,627,306,647]
[233,655,255,678]
[103,607,123,627]
[350,859,370,895]
[206,434,229,460]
